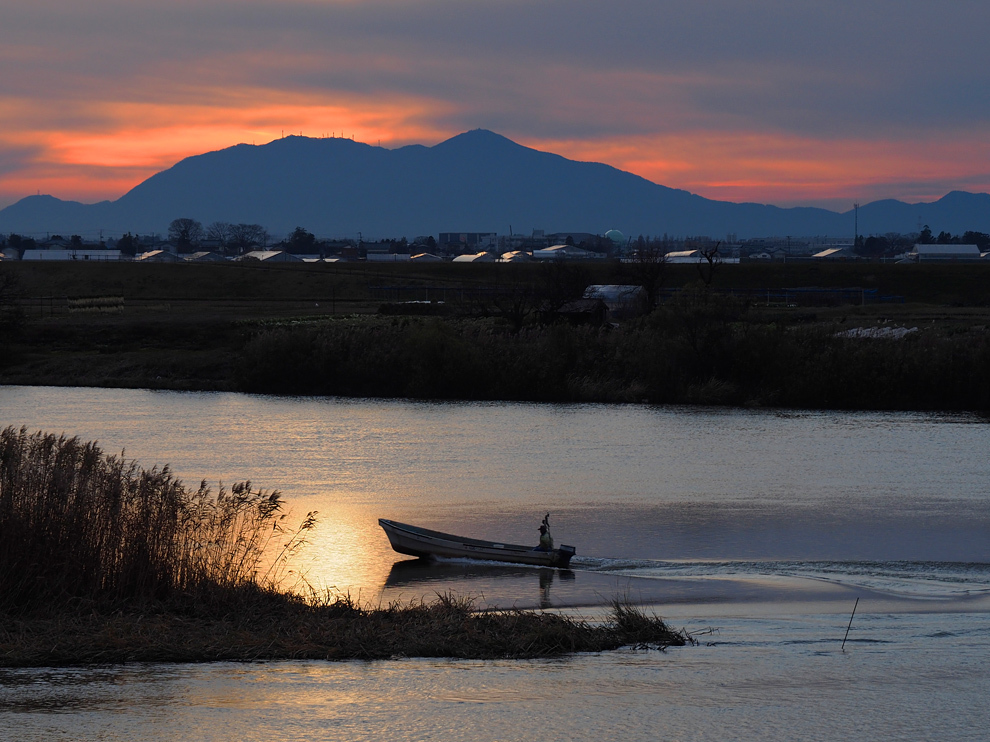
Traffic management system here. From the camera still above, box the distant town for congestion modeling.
[2,220,989,265]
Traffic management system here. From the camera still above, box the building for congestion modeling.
[240,250,303,262]
[136,250,182,262]
[438,233,497,253]
[498,251,532,262]
[665,249,702,264]
[451,252,495,263]
[501,230,552,251]
[532,245,601,261]
[185,251,227,262]
[583,285,648,318]
[812,247,857,260]
[910,244,982,262]
[366,251,411,262]
[552,298,609,326]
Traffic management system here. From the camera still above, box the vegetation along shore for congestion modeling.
[0,427,688,667]
[1,260,989,411]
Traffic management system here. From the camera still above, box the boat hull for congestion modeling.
[379,519,576,568]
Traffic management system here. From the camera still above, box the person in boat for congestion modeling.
[536,523,554,552]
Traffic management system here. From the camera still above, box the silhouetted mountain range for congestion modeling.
[2,130,988,239]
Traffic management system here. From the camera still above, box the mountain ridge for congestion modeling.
[1,130,988,239]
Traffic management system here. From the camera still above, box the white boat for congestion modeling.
[378,518,576,568]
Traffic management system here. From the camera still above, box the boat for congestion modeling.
[378,518,576,568]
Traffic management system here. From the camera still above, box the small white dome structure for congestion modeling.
[605,229,625,246]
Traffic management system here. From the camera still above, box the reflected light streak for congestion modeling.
[291,503,395,601]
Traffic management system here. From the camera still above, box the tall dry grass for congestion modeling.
[0,426,314,614]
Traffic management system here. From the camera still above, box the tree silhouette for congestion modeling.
[116,233,138,257]
[168,218,204,251]
[286,227,316,253]
[697,241,722,287]
[620,236,668,308]
[207,222,232,252]
[230,224,268,253]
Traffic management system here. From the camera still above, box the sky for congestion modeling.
[2,0,989,212]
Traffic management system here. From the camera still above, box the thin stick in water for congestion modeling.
[841,597,860,652]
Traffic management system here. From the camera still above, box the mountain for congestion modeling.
[1,129,988,239]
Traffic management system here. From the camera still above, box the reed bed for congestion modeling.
[234,307,990,411]
[0,426,313,613]
[0,427,686,666]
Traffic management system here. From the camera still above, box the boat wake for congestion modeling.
[569,557,990,601]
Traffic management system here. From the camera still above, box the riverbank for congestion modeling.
[3,307,989,410]
[2,260,989,411]
[0,594,688,668]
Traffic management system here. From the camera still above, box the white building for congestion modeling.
[665,249,702,264]
[532,245,601,260]
[240,250,303,262]
[664,248,740,264]
[498,251,532,262]
[910,244,982,261]
[185,251,227,262]
[451,252,495,263]
[136,250,182,262]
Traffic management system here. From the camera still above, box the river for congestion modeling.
[1,386,988,741]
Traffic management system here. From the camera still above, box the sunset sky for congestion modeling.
[2,0,988,212]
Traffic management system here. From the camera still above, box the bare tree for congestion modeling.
[697,240,722,287]
[229,223,268,253]
[206,221,232,252]
[538,260,590,313]
[168,218,204,252]
[624,235,669,308]
[492,284,539,333]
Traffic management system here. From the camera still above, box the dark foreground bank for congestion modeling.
[0,427,686,667]
[0,594,688,667]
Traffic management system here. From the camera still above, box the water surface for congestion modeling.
[1,387,988,741]
[2,386,986,608]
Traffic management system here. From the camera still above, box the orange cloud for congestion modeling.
[3,90,990,212]
[0,93,455,206]
[535,132,990,208]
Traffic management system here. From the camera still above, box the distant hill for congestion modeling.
[1,129,988,239]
